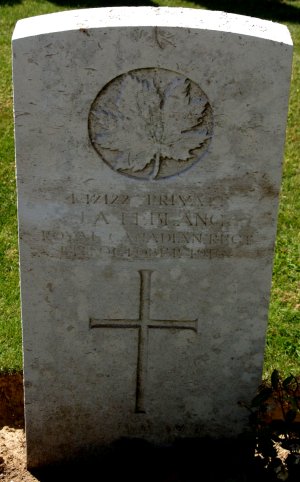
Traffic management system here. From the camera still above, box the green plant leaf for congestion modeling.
[283,375,296,389]
[251,387,273,407]
[271,369,280,390]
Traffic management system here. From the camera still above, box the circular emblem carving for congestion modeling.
[88,68,213,180]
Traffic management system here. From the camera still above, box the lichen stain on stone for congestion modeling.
[79,28,90,37]
[258,174,279,199]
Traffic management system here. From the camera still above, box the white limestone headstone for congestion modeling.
[12,7,293,468]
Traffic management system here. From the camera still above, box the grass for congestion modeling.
[0,0,299,379]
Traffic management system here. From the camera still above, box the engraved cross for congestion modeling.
[90,270,198,413]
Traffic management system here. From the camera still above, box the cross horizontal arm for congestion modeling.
[148,319,198,331]
[89,318,140,329]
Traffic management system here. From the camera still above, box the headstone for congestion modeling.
[12,7,293,468]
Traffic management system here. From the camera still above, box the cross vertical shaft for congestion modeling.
[135,270,152,413]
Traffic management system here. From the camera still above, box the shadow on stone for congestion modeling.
[30,435,261,482]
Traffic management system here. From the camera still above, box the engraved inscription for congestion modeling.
[88,68,213,180]
[90,270,197,413]
[28,187,262,261]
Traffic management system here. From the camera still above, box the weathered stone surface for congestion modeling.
[12,7,293,468]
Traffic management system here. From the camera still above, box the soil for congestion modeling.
[0,372,298,482]
[0,373,34,482]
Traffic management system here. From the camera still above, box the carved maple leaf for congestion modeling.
[89,69,213,179]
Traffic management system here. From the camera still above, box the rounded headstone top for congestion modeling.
[12,7,292,46]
